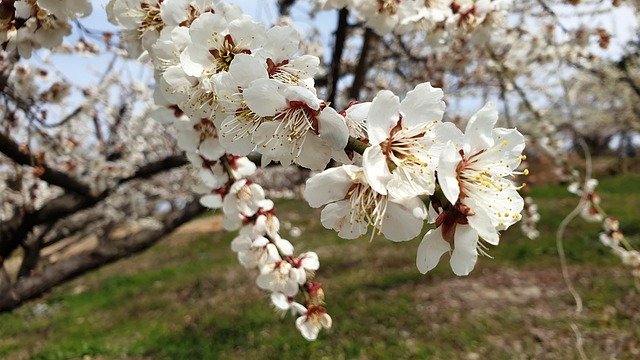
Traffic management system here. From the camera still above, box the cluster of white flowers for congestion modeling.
[599,217,640,280]
[0,0,92,58]
[307,88,526,276]
[520,196,540,240]
[568,178,603,222]
[313,0,511,38]
[106,0,527,339]
[566,178,640,280]
[107,0,338,340]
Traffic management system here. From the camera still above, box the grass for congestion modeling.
[0,174,639,359]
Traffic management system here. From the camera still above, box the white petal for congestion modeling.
[362,146,392,195]
[296,316,320,341]
[271,292,291,311]
[416,229,451,274]
[228,53,268,86]
[367,90,400,145]
[450,225,478,276]
[380,202,424,242]
[199,137,225,160]
[400,82,445,127]
[200,194,223,209]
[275,237,294,256]
[437,142,462,204]
[296,133,333,170]
[244,79,287,117]
[304,167,353,208]
[387,165,436,200]
[464,102,498,154]
[464,198,500,245]
[318,107,349,150]
[321,201,368,239]
[263,25,300,60]
[283,86,320,110]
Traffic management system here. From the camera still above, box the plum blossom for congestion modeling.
[245,80,349,170]
[305,165,426,241]
[296,305,332,341]
[361,83,454,200]
[271,292,306,315]
[2,0,91,58]
[256,252,319,301]
[180,12,264,79]
[417,102,525,275]
[568,178,603,222]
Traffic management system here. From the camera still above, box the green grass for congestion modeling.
[0,174,639,359]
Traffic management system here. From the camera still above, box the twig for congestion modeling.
[348,28,375,101]
[327,9,349,106]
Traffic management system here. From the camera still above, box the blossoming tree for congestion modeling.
[0,0,638,341]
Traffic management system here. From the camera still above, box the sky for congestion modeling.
[39,0,337,88]
[30,0,638,116]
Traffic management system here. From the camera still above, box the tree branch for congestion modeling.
[0,132,93,197]
[0,201,205,312]
[0,154,189,260]
[348,28,376,101]
[327,9,349,106]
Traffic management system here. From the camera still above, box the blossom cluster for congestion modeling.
[520,196,540,240]
[306,89,526,276]
[599,217,640,280]
[314,0,511,38]
[0,0,92,58]
[105,0,527,339]
[107,0,338,340]
[568,178,640,280]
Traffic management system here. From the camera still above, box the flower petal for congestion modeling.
[304,166,353,208]
[437,142,462,204]
[450,225,478,276]
[380,202,423,242]
[464,198,500,245]
[317,107,349,150]
[362,146,392,195]
[416,229,451,274]
[367,90,400,145]
[321,200,368,239]
[464,102,498,154]
[244,79,287,117]
[400,82,445,127]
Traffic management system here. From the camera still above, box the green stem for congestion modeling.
[346,136,369,155]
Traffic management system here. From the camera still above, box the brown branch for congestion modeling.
[0,154,189,261]
[348,28,376,101]
[0,201,205,312]
[277,0,296,15]
[17,224,53,279]
[0,132,93,197]
[327,8,349,106]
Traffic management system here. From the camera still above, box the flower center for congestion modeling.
[266,59,301,85]
[209,34,252,73]
[193,118,217,141]
[273,101,320,140]
[346,182,388,232]
[455,150,501,199]
[222,105,265,140]
[139,2,163,36]
[377,0,402,15]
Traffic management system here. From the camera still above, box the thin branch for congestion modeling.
[0,201,205,312]
[0,154,189,261]
[348,28,375,101]
[327,8,349,106]
[0,132,93,197]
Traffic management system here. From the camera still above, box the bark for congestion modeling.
[0,201,205,312]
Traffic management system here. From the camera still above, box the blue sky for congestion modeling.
[32,0,637,111]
